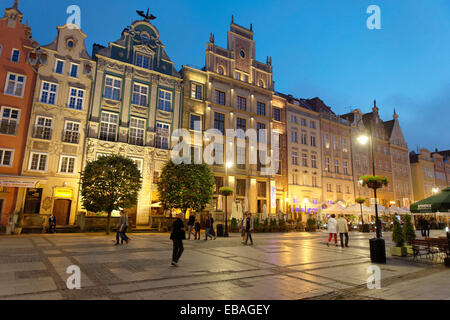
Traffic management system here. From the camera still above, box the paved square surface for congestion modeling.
[0,230,449,300]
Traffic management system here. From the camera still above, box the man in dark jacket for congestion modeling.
[187,214,195,240]
[48,214,56,233]
[204,214,215,240]
[170,213,186,266]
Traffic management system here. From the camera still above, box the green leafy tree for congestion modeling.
[80,155,142,234]
[402,214,416,244]
[157,161,215,216]
[392,218,405,247]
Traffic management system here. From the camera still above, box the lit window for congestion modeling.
[63,121,80,144]
[68,87,85,110]
[0,149,13,166]
[191,83,202,100]
[34,116,52,140]
[292,152,298,165]
[155,122,169,150]
[158,89,172,112]
[129,117,145,146]
[99,112,118,141]
[39,82,58,105]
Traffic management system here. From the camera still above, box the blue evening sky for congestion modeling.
[7,0,450,151]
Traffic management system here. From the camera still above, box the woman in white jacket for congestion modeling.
[327,214,338,247]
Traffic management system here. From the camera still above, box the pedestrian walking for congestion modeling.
[170,213,186,267]
[423,218,430,238]
[327,214,338,247]
[204,214,215,240]
[244,213,254,245]
[240,214,247,244]
[337,215,349,248]
[187,214,195,240]
[114,211,130,245]
[48,214,56,233]
[210,216,217,240]
[194,221,201,240]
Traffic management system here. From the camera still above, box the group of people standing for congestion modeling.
[326,214,350,248]
[417,216,431,237]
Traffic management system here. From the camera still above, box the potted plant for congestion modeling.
[306,217,317,232]
[390,218,407,257]
[402,214,416,255]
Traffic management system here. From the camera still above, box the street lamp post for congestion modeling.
[224,162,233,237]
[357,124,386,263]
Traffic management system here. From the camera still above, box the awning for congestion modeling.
[410,187,450,213]
[0,175,46,188]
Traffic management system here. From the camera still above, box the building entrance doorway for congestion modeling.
[53,199,71,225]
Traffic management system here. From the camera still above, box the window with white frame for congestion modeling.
[39,82,58,105]
[59,155,76,173]
[324,134,330,149]
[155,122,169,150]
[302,153,308,167]
[29,152,47,171]
[0,107,20,135]
[343,161,348,174]
[333,136,338,150]
[291,131,298,143]
[292,152,298,165]
[99,112,118,141]
[104,76,121,100]
[325,157,330,171]
[0,148,13,166]
[135,53,151,69]
[342,138,348,152]
[34,116,52,140]
[11,49,20,63]
[191,83,202,100]
[334,159,340,173]
[301,133,307,145]
[310,135,316,147]
[158,89,172,112]
[5,73,26,97]
[63,121,80,144]
[55,60,64,74]
[70,63,79,78]
[68,87,84,110]
[132,83,148,106]
[129,157,143,173]
[129,117,145,146]
[311,155,317,168]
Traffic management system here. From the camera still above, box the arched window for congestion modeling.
[217,66,224,75]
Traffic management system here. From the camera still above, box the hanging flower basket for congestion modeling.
[360,175,389,189]
[219,186,233,197]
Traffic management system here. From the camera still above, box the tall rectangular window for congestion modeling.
[291,131,298,143]
[342,138,348,152]
[63,121,80,144]
[327,184,332,192]
[99,112,118,141]
[292,152,298,165]
[236,179,246,196]
[0,107,19,135]
[214,112,225,135]
[5,73,26,97]
[55,60,64,74]
[301,118,307,126]
[301,133,307,145]
[324,134,330,149]
[257,102,265,116]
[129,118,145,146]
[257,122,266,143]
[0,149,13,166]
[155,122,169,150]
[344,161,348,174]
[311,155,317,168]
[312,176,318,187]
[68,87,84,110]
[34,116,52,140]
[215,90,225,105]
[325,157,330,171]
[237,146,246,169]
[191,83,202,100]
[311,135,316,147]
[237,96,246,111]
[290,115,297,123]
[273,108,281,121]
[190,114,201,131]
[132,83,148,106]
[29,152,47,171]
[333,136,338,150]
[302,153,308,167]
[135,53,151,69]
[40,82,58,105]
[158,89,172,112]
[334,159,340,173]
[11,49,20,62]
[70,64,79,78]
[236,118,246,139]
[214,143,224,165]
[104,76,121,100]
[59,156,76,173]
[310,121,316,129]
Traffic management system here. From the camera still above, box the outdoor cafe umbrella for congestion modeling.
[410,187,450,214]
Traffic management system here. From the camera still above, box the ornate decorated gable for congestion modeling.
[98,19,179,77]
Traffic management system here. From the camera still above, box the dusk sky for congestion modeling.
[8,0,450,151]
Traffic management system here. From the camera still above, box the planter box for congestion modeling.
[390,246,407,257]
[405,245,414,255]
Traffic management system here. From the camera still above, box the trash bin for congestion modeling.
[216,224,224,237]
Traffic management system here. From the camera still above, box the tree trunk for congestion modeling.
[360,204,364,224]
[106,211,112,235]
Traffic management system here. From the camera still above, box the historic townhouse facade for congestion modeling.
[410,148,438,201]
[279,93,322,220]
[197,17,279,216]
[343,107,413,208]
[0,1,39,230]
[434,150,450,187]
[85,17,182,226]
[20,24,95,228]
[430,151,447,192]
[301,98,355,206]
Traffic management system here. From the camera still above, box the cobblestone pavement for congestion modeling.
[0,230,449,300]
